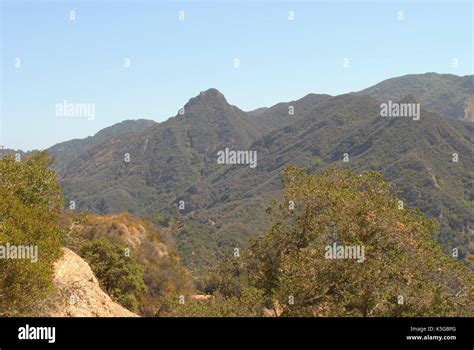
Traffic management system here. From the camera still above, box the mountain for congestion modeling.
[59,89,262,216]
[0,119,156,175]
[0,148,34,160]
[356,73,473,119]
[196,93,473,263]
[48,119,156,175]
[248,93,332,133]
[5,73,471,268]
[53,78,473,268]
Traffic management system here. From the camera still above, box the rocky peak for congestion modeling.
[183,88,233,113]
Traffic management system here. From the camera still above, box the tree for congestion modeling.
[249,166,473,316]
[0,152,65,316]
[157,287,265,317]
[200,258,249,297]
[80,238,147,312]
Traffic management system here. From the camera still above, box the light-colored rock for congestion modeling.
[189,294,213,301]
[45,248,137,317]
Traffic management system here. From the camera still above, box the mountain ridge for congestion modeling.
[2,73,472,267]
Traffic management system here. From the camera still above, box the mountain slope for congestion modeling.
[181,94,473,265]
[0,119,156,176]
[60,89,261,215]
[248,93,332,133]
[49,119,156,175]
[51,76,474,267]
[355,73,473,119]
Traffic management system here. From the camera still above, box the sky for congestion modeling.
[1,0,473,151]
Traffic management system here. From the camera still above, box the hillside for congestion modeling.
[59,89,261,216]
[0,119,156,176]
[3,73,470,268]
[3,138,471,318]
[62,212,194,316]
[356,73,473,119]
[178,93,472,265]
[48,119,156,175]
[52,80,472,267]
[248,93,332,133]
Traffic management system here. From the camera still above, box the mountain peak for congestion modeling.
[184,88,231,111]
[199,88,224,98]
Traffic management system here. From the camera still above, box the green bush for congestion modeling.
[157,287,265,317]
[80,238,147,312]
[0,152,65,316]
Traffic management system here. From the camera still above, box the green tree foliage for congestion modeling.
[80,238,147,312]
[157,287,265,317]
[249,166,473,316]
[199,258,250,297]
[0,152,65,316]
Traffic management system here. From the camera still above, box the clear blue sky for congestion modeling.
[1,0,473,151]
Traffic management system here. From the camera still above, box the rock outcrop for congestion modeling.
[45,248,137,317]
